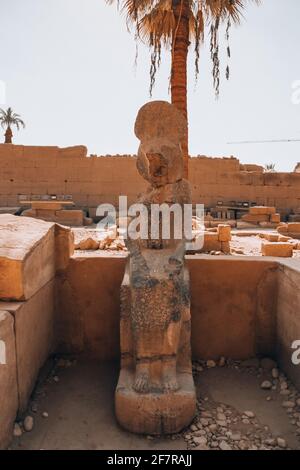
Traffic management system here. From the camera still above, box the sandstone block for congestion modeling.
[218,224,232,242]
[36,209,57,219]
[203,232,222,252]
[0,215,55,301]
[249,206,276,215]
[79,237,99,250]
[277,224,288,234]
[221,241,231,254]
[0,280,54,413]
[270,213,281,224]
[0,311,18,449]
[261,242,294,258]
[21,209,37,217]
[278,235,291,242]
[242,214,270,223]
[55,224,74,271]
[55,210,84,226]
[31,201,64,211]
[264,233,279,242]
[287,223,300,233]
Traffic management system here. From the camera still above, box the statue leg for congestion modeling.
[161,318,182,392]
[133,358,151,394]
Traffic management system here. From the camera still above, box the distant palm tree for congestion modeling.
[107,0,260,178]
[0,107,25,144]
[264,163,276,173]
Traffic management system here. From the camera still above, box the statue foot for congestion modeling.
[163,376,179,392]
[162,359,179,392]
[133,372,150,394]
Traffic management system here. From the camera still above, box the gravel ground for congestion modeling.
[10,357,300,451]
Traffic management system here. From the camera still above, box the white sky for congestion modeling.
[1,0,300,171]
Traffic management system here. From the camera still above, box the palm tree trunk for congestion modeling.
[5,126,13,144]
[171,0,190,179]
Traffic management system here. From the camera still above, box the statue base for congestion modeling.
[115,368,196,435]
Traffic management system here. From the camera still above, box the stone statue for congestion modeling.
[115,101,196,435]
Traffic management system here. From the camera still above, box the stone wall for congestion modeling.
[56,253,283,362]
[1,144,300,215]
[277,261,300,390]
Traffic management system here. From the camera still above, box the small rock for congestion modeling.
[217,413,226,421]
[219,357,226,367]
[206,360,216,368]
[31,403,38,413]
[13,423,22,437]
[282,401,295,409]
[244,411,255,419]
[216,420,227,427]
[261,380,272,390]
[194,436,207,446]
[219,441,232,451]
[277,437,287,449]
[296,398,300,407]
[211,441,219,448]
[280,381,288,390]
[190,424,198,432]
[23,416,34,432]
[209,424,217,432]
[260,358,277,371]
[199,418,209,427]
[280,390,290,396]
[42,412,49,418]
[53,376,59,383]
[201,411,212,418]
[238,440,249,450]
[265,438,276,447]
[272,368,279,379]
[242,419,250,425]
[266,396,272,401]
[195,444,209,450]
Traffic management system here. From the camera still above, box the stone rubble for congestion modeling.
[11,355,300,451]
[177,357,300,450]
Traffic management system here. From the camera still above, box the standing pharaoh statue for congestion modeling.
[115,101,196,435]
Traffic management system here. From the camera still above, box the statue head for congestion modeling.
[134,101,186,188]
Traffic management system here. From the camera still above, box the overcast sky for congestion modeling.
[1,0,300,171]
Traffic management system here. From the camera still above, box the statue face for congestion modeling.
[146,153,168,187]
[137,141,183,187]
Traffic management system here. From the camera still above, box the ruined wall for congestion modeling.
[1,144,300,214]
[277,261,300,390]
[56,254,280,361]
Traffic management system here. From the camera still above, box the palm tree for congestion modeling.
[107,0,260,178]
[0,107,25,144]
[264,163,276,173]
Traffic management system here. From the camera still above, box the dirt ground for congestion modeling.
[10,358,300,451]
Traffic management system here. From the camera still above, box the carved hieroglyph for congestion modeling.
[115,101,196,435]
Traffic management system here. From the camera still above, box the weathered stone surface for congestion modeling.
[249,206,276,215]
[218,224,231,242]
[0,215,55,300]
[0,280,54,413]
[0,311,18,449]
[270,213,281,224]
[261,242,294,258]
[116,102,196,435]
[55,224,74,271]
